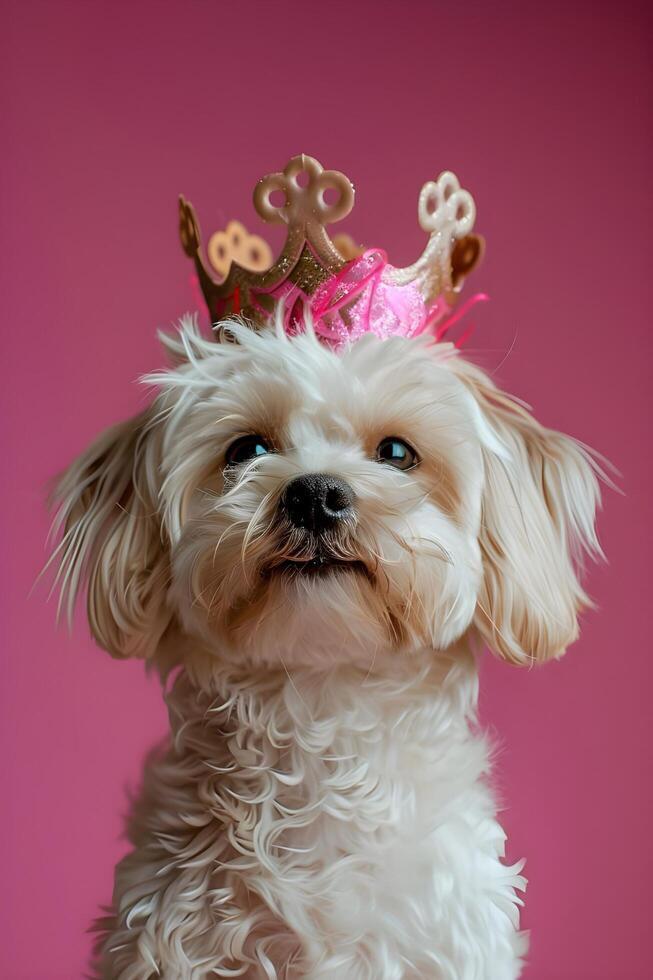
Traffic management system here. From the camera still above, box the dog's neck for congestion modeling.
[169,641,479,742]
[160,643,486,861]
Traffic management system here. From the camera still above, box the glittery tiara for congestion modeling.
[179,154,484,348]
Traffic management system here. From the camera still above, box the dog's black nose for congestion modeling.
[282,473,355,532]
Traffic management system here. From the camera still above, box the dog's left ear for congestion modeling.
[50,408,171,659]
[454,360,603,665]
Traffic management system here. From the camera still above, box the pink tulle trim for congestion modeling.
[309,250,487,350]
[198,249,487,350]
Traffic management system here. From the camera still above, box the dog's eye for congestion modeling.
[226,435,270,465]
[375,437,419,470]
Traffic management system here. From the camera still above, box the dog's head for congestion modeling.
[51,317,602,669]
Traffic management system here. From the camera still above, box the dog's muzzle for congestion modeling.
[281,473,355,533]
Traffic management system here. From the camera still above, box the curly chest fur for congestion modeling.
[100,651,527,980]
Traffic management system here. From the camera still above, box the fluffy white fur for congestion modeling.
[50,315,602,979]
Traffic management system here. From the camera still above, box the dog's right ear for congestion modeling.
[49,409,171,659]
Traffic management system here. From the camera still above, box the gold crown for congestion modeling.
[179,153,483,329]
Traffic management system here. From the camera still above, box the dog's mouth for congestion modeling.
[266,556,369,578]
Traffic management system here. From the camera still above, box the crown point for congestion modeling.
[178,196,201,257]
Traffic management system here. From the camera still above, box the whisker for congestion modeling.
[279,656,311,719]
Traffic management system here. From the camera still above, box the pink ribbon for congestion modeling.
[200,248,487,349]
[309,249,487,349]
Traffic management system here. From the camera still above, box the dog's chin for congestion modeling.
[206,554,395,667]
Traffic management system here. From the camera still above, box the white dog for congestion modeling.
[52,313,601,979]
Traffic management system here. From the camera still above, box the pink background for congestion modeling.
[2,1,651,977]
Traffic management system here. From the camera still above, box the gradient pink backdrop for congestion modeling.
[2,1,651,977]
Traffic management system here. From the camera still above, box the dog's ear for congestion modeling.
[50,409,171,659]
[454,361,603,665]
